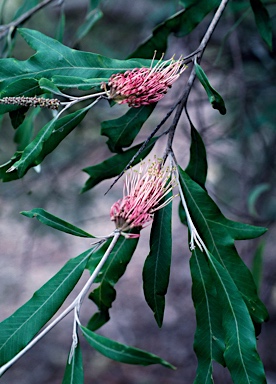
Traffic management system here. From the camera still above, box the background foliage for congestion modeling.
[0,0,275,383]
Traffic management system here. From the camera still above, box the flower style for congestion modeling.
[110,160,175,235]
[102,54,186,108]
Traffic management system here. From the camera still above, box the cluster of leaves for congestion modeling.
[0,0,273,383]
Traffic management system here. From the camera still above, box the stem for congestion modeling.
[163,0,230,162]
[0,0,59,39]
[60,91,107,103]
[75,231,121,308]
[104,101,181,195]
[171,152,208,253]
[0,232,121,377]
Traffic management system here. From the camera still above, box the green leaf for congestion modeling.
[87,311,110,332]
[9,107,29,129]
[49,75,104,90]
[36,107,89,164]
[191,249,225,384]
[194,62,226,115]
[56,8,66,43]
[129,0,220,59]
[9,114,60,177]
[81,137,157,193]
[143,195,172,327]
[179,0,198,6]
[185,124,207,189]
[80,326,175,369]
[38,78,66,98]
[0,152,22,182]
[0,28,154,93]
[75,9,103,42]
[21,208,94,238]
[62,343,84,384]
[101,104,156,153]
[14,108,40,150]
[0,248,94,366]
[207,251,266,383]
[90,0,101,8]
[250,0,272,50]
[178,167,268,324]
[87,234,139,331]
[8,105,90,178]
[179,124,207,224]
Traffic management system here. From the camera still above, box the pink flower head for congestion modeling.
[102,53,186,108]
[110,160,175,235]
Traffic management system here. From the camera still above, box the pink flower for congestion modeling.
[110,160,175,235]
[102,54,186,108]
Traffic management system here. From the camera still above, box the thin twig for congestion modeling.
[0,0,60,39]
[104,100,181,195]
[162,0,230,163]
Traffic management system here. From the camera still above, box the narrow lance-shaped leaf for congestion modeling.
[81,137,157,193]
[179,124,207,225]
[39,78,67,98]
[7,105,90,178]
[80,325,175,369]
[143,194,172,328]
[190,249,225,384]
[9,107,29,129]
[178,166,268,324]
[250,0,272,50]
[185,124,207,189]
[62,343,84,384]
[101,104,156,153]
[0,152,22,182]
[194,62,226,115]
[0,248,94,366]
[129,0,220,59]
[87,233,139,331]
[75,8,103,42]
[14,108,40,151]
[55,6,66,43]
[207,251,266,384]
[21,208,94,238]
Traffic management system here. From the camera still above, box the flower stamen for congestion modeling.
[110,159,176,234]
[102,54,186,108]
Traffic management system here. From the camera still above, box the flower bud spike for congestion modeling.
[0,96,60,110]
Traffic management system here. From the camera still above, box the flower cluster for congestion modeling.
[102,54,186,108]
[110,160,175,235]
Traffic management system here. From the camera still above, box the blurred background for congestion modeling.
[0,0,275,383]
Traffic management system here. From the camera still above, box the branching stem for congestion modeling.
[163,0,230,163]
[0,0,60,39]
[104,101,181,195]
